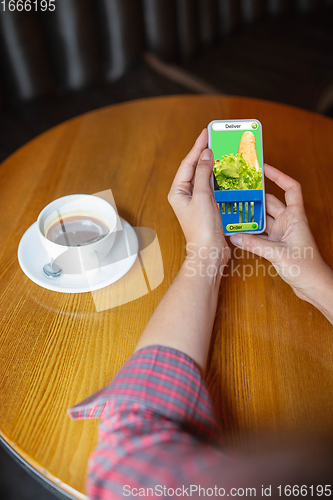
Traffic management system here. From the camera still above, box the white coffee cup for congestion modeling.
[37,194,117,275]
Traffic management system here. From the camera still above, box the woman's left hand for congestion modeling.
[168,128,230,267]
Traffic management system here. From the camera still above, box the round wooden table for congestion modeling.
[1,95,333,498]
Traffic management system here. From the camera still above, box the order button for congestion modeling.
[226,222,258,232]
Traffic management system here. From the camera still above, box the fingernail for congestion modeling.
[201,149,212,161]
[230,235,242,247]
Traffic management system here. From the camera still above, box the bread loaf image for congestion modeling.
[238,131,260,171]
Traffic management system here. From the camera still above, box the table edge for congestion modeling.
[1,93,332,170]
[0,431,87,500]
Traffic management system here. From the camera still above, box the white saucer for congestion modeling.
[17,218,138,293]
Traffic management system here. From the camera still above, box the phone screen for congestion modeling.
[208,119,266,235]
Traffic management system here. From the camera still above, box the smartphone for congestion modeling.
[208,119,266,236]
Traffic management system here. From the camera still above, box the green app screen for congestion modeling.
[210,121,264,192]
[209,120,265,233]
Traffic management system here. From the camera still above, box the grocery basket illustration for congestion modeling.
[214,188,265,234]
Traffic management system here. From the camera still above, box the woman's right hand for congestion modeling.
[230,164,333,306]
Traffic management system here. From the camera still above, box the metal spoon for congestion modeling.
[43,260,62,278]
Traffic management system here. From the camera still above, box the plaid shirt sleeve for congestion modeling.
[67,345,224,499]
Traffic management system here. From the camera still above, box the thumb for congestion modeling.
[230,233,281,262]
[192,149,214,197]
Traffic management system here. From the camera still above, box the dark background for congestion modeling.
[1,0,333,498]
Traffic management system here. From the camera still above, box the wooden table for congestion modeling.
[1,95,333,498]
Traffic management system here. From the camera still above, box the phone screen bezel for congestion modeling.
[208,119,266,235]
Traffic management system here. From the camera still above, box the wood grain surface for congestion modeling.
[1,95,333,497]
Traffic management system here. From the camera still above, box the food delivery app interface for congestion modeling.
[208,120,265,234]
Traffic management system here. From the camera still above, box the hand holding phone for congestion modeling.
[208,120,266,235]
[167,129,230,267]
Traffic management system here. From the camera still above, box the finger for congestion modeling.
[230,232,282,262]
[264,164,304,207]
[170,129,208,193]
[265,193,286,219]
[192,149,214,197]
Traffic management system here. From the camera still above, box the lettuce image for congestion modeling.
[213,152,262,191]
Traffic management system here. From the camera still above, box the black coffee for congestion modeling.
[46,215,110,247]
